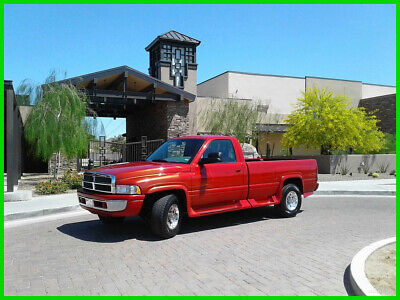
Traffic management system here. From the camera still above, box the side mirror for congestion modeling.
[198,152,222,165]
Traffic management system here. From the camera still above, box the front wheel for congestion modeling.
[150,194,181,239]
[276,183,302,217]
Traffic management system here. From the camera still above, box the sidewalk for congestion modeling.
[4,192,79,221]
[4,179,396,221]
[315,179,396,196]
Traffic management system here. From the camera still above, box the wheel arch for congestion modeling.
[276,175,304,202]
[283,177,303,194]
[141,186,189,216]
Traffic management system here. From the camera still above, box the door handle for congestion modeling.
[235,169,241,173]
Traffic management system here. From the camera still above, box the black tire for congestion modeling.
[98,215,125,224]
[150,194,181,239]
[277,183,302,217]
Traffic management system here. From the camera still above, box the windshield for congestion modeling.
[146,138,205,164]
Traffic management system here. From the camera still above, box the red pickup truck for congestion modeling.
[78,136,318,238]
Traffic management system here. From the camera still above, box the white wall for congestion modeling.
[196,71,396,119]
[197,72,230,98]
[305,77,362,107]
[227,72,305,114]
[362,84,396,99]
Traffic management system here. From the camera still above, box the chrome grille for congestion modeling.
[82,172,115,193]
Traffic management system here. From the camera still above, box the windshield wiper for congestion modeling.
[151,159,169,162]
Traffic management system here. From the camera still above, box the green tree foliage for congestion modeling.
[109,134,126,154]
[378,133,396,154]
[282,88,385,154]
[24,72,90,177]
[15,79,33,105]
[201,99,261,143]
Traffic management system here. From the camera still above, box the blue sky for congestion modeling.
[4,4,396,138]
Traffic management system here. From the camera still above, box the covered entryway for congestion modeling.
[57,65,196,166]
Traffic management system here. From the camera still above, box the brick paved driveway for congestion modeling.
[4,195,396,296]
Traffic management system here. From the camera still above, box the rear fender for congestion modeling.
[277,174,303,203]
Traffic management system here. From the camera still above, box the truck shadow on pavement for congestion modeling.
[57,206,303,243]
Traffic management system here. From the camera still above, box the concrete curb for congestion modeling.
[349,237,396,296]
[314,190,395,196]
[4,205,81,221]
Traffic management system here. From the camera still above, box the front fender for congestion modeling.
[146,184,189,196]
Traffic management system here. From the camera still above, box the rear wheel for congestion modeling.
[150,194,181,239]
[276,183,302,217]
[98,215,125,224]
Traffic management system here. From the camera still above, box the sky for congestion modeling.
[4,4,396,138]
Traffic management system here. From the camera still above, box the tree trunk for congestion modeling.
[54,151,61,179]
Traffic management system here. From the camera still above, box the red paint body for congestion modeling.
[78,136,319,218]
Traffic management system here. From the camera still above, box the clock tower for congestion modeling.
[145,30,200,95]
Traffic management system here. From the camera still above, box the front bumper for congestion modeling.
[77,188,145,217]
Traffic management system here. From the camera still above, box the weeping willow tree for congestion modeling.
[24,71,91,178]
[200,99,264,143]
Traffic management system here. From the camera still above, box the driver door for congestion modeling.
[191,139,246,210]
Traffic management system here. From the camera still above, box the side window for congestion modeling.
[202,140,237,163]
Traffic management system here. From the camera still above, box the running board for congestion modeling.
[188,200,252,217]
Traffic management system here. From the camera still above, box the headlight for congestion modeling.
[115,185,141,195]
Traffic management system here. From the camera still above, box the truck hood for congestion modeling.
[89,161,190,181]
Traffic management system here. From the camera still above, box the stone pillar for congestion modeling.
[126,101,190,142]
[166,101,189,139]
[48,153,78,175]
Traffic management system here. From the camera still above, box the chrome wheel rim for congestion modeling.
[167,204,179,230]
[286,191,299,211]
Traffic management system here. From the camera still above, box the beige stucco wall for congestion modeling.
[18,106,33,126]
[227,72,305,114]
[185,69,197,96]
[361,83,396,99]
[305,77,362,107]
[257,133,285,157]
[197,72,230,98]
[257,132,320,157]
[158,66,197,95]
[197,72,395,114]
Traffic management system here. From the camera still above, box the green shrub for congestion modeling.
[363,164,370,174]
[340,164,350,175]
[61,169,82,189]
[377,161,389,173]
[378,133,396,154]
[372,173,379,178]
[35,180,69,195]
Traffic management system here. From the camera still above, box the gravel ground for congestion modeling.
[365,243,396,296]
[318,173,395,182]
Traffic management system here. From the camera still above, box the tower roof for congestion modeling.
[145,30,201,51]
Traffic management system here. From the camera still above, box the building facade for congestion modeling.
[192,71,396,157]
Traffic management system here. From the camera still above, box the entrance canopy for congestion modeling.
[57,65,196,118]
